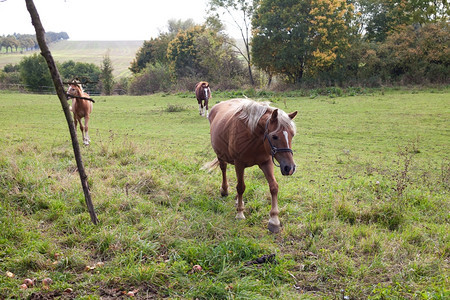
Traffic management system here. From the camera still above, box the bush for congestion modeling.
[128,63,172,95]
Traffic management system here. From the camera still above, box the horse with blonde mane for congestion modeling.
[207,98,297,233]
[67,81,93,145]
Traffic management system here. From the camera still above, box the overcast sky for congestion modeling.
[0,0,240,40]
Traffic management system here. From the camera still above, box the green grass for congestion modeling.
[0,88,449,299]
[0,40,142,78]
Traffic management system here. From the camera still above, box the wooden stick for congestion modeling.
[25,0,99,225]
[66,94,96,103]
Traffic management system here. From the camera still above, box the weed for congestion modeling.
[392,141,417,200]
[165,103,188,112]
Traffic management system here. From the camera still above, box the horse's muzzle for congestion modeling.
[280,164,296,176]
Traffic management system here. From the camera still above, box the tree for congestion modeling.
[252,0,310,83]
[167,18,196,34]
[25,0,98,225]
[129,37,170,74]
[19,53,53,92]
[59,60,101,93]
[252,0,355,83]
[376,22,449,83]
[209,0,256,85]
[307,0,355,76]
[130,19,195,74]
[167,25,205,78]
[100,52,114,95]
[195,26,246,86]
[356,0,449,42]
[3,36,18,52]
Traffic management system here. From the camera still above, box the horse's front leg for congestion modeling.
[198,100,203,116]
[83,116,90,145]
[259,161,281,233]
[74,116,85,144]
[219,159,228,196]
[205,100,209,118]
[235,163,246,220]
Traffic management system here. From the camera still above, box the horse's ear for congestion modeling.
[288,111,298,120]
[270,109,278,122]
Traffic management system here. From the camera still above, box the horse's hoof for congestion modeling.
[268,222,281,233]
[236,212,246,220]
[220,188,228,197]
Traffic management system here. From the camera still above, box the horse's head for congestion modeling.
[200,81,210,99]
[67,83,82,97]
[264,109,298,175]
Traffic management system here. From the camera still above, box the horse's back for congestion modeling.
[209,99,254,163]
[209,98,244,118]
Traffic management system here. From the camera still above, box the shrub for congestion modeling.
[128,63,172,95]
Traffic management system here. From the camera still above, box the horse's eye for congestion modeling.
[272,135,278,140]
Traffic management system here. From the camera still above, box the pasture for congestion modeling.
[0,88,449,299]
[0,40,142,78]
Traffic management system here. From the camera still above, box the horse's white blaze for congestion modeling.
[283,130,289,148]
[204,88,209,99]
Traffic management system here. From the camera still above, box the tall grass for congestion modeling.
[0,89,448,299]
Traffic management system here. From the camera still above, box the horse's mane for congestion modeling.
[70,83,87,96]
[234,99,296,134]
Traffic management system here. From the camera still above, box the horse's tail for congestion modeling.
[201,158,220,172]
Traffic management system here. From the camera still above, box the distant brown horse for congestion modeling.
[67,82,93,145]
[195,81,211,117]
[207,98,297,233]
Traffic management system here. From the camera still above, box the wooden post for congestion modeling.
[25,0,99,225]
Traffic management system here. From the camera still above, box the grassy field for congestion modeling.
[0,40,143,78]
[0,88,449,299]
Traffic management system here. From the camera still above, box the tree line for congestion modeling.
[128,0,449,94]
[0,32,69,53]
[0,1,448,95]
[0,53,113,95]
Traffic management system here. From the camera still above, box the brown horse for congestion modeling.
[67,82,93,145]
[195,81,211,117]
[207,98,297,233]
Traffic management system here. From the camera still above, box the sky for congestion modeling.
[0,0,240,41]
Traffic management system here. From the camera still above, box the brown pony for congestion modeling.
[195,81,211,117]
[67,82,93,145]
[207,98,297,233]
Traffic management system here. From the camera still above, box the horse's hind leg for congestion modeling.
[234,163,246,220]
[219,159,228,196]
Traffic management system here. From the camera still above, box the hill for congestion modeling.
[0,40,143,78]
